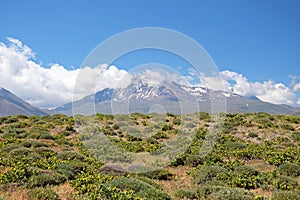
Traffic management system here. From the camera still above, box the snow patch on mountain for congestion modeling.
[222,92,231,97]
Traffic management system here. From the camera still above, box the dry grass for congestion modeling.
[0,183,77,200]
[0,185,30,200]
[50,126,65,135]
[245,159,275,172]
[250,188,273,199]
[0,166,11,174]
[52,182,77,200]
[157,166,195,199]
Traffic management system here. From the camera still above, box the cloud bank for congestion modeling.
[220,70,299,106]
[0,38,129,108]
[197,70,300,106]
[0,37,299,108]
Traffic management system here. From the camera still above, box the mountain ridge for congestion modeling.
[1,85,298,117]
[0,87,47,117]
[54,81,299,116]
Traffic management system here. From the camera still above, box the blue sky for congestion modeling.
[0,0,300,108]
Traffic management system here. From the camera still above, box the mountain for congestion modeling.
[54,80,296,116]
[292,107,300,117]
[0,87,47,117]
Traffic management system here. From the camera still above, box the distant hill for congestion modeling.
[292,107,300,117]
[0,87,47,117]
[54,79,296,116]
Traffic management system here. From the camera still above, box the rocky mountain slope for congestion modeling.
[54,80,297,116]
[0,87,47,117]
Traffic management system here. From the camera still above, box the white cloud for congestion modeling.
[6,37,36,59]
[289,75,300,92]
[291,79,300,92]
[75,64,131,99]
[195,70,300,106]
[294,83,300,92]
[199,75,228,92]
[100,65,131,89]
[136,69,168,86]
[219,70,300,106]
[0,37,130,108]
[133,68,190,87]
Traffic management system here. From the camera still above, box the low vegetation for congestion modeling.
[0,112,299,199]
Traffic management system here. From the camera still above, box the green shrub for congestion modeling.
[0,117,6,124]
[231,166,262,189]
[21,141,34,148]
[57,151,85,161]
[129,112,145,120]
[116,121,128,127]
[22,153,42,163]
[162,123,173,131]
[185,151,223,167]
[28,188,60,200]
[32,142,50,148]
[119,141,145,153]
[38,133,55,140]
[282,115,300,124]
[196,185,254,200]
[35,147,57,158]
[134,176,162,190]
[54,138,72,146]
[231,174,262,189]
[166,112,176,117]
[244,121,253,127]
[234,166,259,176]
[106,177,171,200]
[0,166,28,184]
[175,189,197,199]
[152,131,168,139]
[173,118,181,125]
[199,112,211,121]
[3,132,17,140]
[266,148,299,166]
[16,114,28,119]
[9,147,33,157]
[248,132,258,138]
[141,169,173,180]
[55,130,71,137]
[65,125,75,132]
[125,134,142,141]
[204,179,227,186]
[2,144,23,153]
[280,124,295,131]
[25,166,42,177]
[224,141,247,150]
[4,117,19,124]
[29,172,66,187]
[278,163,300,177]
[192,165,228,184]
[271,191,300,200]
[273,175,299,190]
[71,171,168,199]
[29,126,49,134]
[55,163,76,179]
[55,161,87,179]
[292,132,300,141]
[112,123,120,130]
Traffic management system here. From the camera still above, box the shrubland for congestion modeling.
[0,112,299,199]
